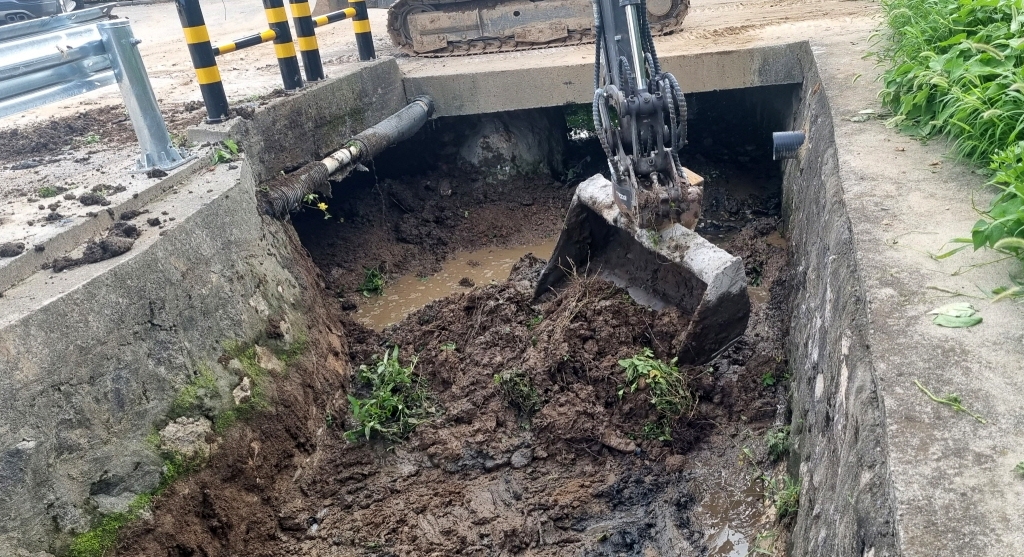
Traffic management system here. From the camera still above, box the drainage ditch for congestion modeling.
[119,83,802,557]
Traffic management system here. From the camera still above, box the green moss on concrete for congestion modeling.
[168,364,218,419]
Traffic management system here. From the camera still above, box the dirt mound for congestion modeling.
[117,213,790,557]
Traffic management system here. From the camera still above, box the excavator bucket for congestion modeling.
[535,173,750,365]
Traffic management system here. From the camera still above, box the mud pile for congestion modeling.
[117,211,790,557]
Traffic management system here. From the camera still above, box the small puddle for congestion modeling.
[698,478,767,556]
[355,239,557,330]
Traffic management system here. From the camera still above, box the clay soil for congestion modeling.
[118,168,792,556]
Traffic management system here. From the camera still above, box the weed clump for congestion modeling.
[875,0,1024,265]
[765,426,791,461]
[494,369,541,414]
[764,475,800,520]
[618,348,695,440]
[347,347,439,442]
[358,266,386,297]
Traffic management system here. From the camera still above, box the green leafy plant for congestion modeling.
[526,315,543,329]
[346,347,438,442]
[1014,461,1024,477]
[761,371,777,386]
[358,267,386,297]
[211,139,239,164]
[914,379,987,423]
[874,0,1024,265]
[765,425,791,461]
[494,369,541,414]
[763,474,800,520]
[641,419,673,441]
[618,348,695,426]
[440,341,457,351]
[84,134,101,145]
[37,186,58,198]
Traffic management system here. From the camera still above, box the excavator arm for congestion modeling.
[591,0,701,229]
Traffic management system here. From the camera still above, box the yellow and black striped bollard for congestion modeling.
[313,6,356,27]
[263,0,304,90]
[288,0,325,82]
[175,0,230,122]
[349,0,375,61]
[213,29,277,56]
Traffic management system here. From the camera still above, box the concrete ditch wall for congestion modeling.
[0,60,411,554]
[781,44,899,557]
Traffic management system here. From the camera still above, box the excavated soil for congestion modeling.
[117,195,791,556]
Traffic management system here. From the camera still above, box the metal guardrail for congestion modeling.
[0,6,190,172]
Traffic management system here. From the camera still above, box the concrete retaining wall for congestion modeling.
[782,44,899,557]
[0,166,310,553]
[0,59,413,554]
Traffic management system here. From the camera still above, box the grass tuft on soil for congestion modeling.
[346,346,440,442]
[493,369,541,414]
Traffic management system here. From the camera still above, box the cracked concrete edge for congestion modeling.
[0,157,317,553]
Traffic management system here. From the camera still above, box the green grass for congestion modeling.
[67,494,151,557]
[346,347,439,442]
[618,348,695,438]
[358,267,386,297]
[763,474,801,520]
[875,0,1024,265]
[38,186,58,198]
[169,365,218,419]
[765,425,791,461]
[494,369,541,414]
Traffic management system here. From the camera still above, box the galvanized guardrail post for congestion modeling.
[350,0,375,61]
[97,20,188,172]
[175,0,230,123]
[263,0,303,90]
[288,0,325,82]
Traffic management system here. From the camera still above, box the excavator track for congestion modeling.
[387,0,688,57]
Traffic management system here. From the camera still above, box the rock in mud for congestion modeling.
[147,217,161,227]
[458,277,475,287]
[254,345,285,373]
[159,417,214,459]
[232,376,252,405]
[601,429,638,454]
[510,448,533,469]
[0,242,25,257]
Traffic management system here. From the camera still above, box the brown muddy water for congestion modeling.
[355,239,557,329]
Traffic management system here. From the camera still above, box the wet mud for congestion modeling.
[117,183,791,557]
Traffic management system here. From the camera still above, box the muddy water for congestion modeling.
[355,239,557,329]
[699,478,769,556]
